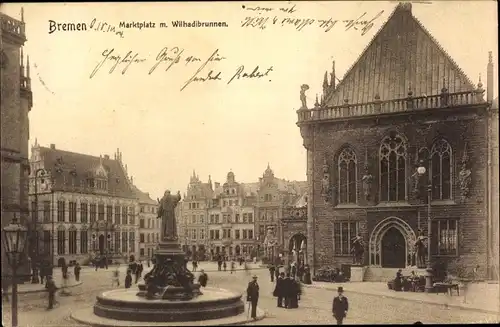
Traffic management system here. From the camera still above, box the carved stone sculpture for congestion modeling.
[300,84,310,109]
[157,190,182,240]
[321,158,331,203]
[361,164,373,201]
[459,163,472,200]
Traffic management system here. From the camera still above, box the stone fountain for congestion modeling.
[71,190,261,326]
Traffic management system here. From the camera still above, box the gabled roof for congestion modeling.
[325,2,476,106]
[38,146,136,199]
[131,184,157,205]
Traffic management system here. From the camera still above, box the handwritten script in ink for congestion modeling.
[89,47,274,91]
[240,4,384,35]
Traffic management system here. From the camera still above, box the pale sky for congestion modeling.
[2,1,498,200]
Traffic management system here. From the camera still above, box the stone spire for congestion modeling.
[322,71,329,95]
[20,48,24,77]
[26,55,30,79]
[330,60,336,90]
[487,51,494,102]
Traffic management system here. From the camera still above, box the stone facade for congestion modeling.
[176,167,306,260]
[297,3,498,279]
[1,10,32,281]
[133,183,160,262]
[29,144,141,266]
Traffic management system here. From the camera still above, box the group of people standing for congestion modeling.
[273,272,302,309]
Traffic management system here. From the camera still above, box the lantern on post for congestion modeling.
[2,215,29,327]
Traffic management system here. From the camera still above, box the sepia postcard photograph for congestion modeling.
[0,1,499,326]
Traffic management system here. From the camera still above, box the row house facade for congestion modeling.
[133,182,160,261]
[29,144,141,266]
[176,167,307,260]
[296,3,498,279]
[1,10,33,281]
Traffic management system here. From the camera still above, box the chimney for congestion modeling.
[104,154,110,160]
[50,144,55,149]
[487,51,494,102]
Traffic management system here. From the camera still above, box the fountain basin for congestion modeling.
[89,287,244,322]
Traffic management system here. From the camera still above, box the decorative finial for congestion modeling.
[20,48,24,69]
[21,7,24,22]
[323,71,329,89]
[26,55,30,78]
[364,148,369,172]
[462,142,470,166]
[441,78,448,93]
[477,73,483,89]
[314,94,320,108]
[489,51,493,63]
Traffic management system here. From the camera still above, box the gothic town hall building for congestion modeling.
[297,3,498,280]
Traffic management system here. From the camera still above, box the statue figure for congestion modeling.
[459,163,472,200]
[350,234,364,265]
[300,84,310,109]
[361,165,373,201]
[321,174,330,196]
[414,229,427,268]
[157,190,182,240]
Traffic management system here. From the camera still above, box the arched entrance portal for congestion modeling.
[381,227,406,268]
[369,216,416,268]
[98,234,105,255]
[288,233,307,266]
[235,245,241,256]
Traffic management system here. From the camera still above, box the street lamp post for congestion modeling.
[417,163,433,293]
[31,168,46,283]
[2,215,29,327]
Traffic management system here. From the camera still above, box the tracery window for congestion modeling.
[338,147,357,204]
[430,139,452,200]
[379,134,407,202]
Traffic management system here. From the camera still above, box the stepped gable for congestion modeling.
[39,146,136,198]
[324,2,476,106]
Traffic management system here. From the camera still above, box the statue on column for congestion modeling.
[300,84,310,109]
[157,190,182,240]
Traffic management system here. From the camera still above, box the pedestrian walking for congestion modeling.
[46,276,58,310]
[192,260,198,272]
[217,257,222,271]
[246,275,259,320]
[269,264,276,282]
[223,261,227,272]
[134,264,141,284]
[125,270,133,288]
[198,269,208,287]
[111,267,120,287]
[273,272,285,307]
[332,286,349,325]
[230,261,236,274]
[74,262,81,282]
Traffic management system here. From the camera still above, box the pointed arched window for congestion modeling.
[379,134,407,202]
[338,147,357,204]
[430,139,452,200]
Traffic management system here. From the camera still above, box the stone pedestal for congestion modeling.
[141,238,201,301]
[350,265,367,282]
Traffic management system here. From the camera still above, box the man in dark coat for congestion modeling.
[269,264,276,282]
[74,263,81,282]
[283,274,293,308]
[273,272,285,307]
[332,286,349,325]
[46,276,58,310]
[246,275,259,320]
